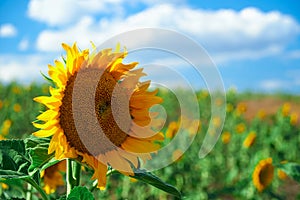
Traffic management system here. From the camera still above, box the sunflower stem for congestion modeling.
[66,159,81,196]
[72,160,81,186]
[66,159,74,196]
[26,183,32,200]
[24,177,49,200]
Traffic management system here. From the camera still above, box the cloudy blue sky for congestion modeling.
[0,0,300,93]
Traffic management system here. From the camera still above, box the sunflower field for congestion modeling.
[0,79,299,200]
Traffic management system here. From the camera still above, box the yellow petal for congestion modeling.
[130,123,156,138]
[37,109,59,122]
[122,137,160,153]
[33,126,60,138]
[34,96,61,109]
[93,161,108,190]
[33,119,59,129]
[105,151,133,175]
[118,150,139,168]
[130,96,162,109]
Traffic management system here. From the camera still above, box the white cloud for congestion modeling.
[0,54,52,83]
[259,79,289,90]
[35,4,300,63]
[259,70,300,91]
[286,50,300,59]
[18,39,29,51]
[0,24,17,37]
[27,0,125,26]
[212,45,282,63]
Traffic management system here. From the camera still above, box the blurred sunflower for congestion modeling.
[215,98,223,107]
[290,112,298,126]
[221,131,231,144]
[226,103,234,113]
[33,43,163,190]
[1,119,12,136]
[198,90,209,99]
[13,103,21,113]
[277,169,287,180]
[235,123,246,134]
[41,160,66,194]
[1,183,8,190]
[243,131,256,148]
[252,158,274,192]
[236,102,247,115]
[257,109,266,120]
[212,116,221,128]
[281,102,291,117]
[166,121,179,139]
[188,119,200,136]
[12,86,21,94]
[0,135,5,140]
[172,149,183,162]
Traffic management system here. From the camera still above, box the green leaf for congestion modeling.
[0,140,30,176]
[277,162,300,182]
[25,136,50,149]
[25,136,55,174]
[58,195,67,200]
[40,158,61,171]
[0,139,49,200]
[0,170,29,180]
[67,186,95,200]
[130,169,181,199]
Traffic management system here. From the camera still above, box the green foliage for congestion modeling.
[130,169,181,198]
[0,140,29,177]
[0,82,300,199]
[67,186,94,200]
[25,136,56,174]
[278,163,300,183]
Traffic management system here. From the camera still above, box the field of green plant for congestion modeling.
[0,82,299,200]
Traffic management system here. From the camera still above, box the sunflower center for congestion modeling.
[259,164,274,186]
[60,67,129,155]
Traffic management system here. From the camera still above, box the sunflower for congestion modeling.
[281,102,291,116]
[221,131,231,144]
[166,121,179,139]
[235,123,246,134]
[236,102,247,115]
[172,149,183,162]
[13,103,21,113]
[226,103,234,113]
[277,169,287,180]
[41,160,66,194]
[0,135,5,140]
[243,131,256,148]
[1,119,12,136]
[252,158,274,192]
[33,43,164,190]
[1,183,8,190]
[290,112,298,126]
[257,109,266,120]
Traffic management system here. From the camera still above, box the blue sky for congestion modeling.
[0,0,300,93]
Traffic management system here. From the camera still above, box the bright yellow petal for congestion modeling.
[36,109,59,122]
[33,119,59,129]
[34,96,62,109]
[33,126,60,138]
